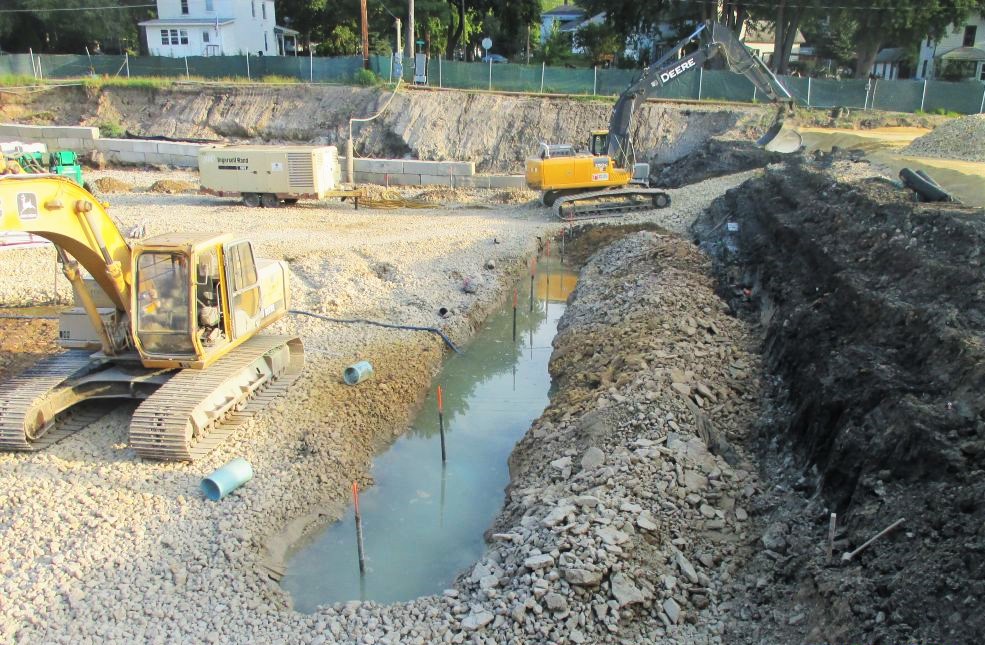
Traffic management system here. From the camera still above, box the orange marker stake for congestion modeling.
[352,481,366,574]
[437,385,446,463]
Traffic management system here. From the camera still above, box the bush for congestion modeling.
[351,68,379,86]
[97,120,126,138]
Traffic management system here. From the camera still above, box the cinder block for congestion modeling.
[450,175,490,189]
[55,137,85,150]
[156,141,206,156]
[116,151,147,164]
[386,173,423,186]
[95,138,128,153]
[127,140,162,154]
[355,158,405,174]
[353,171,386,185]
[486,175,527,189]
[402,160,475,176]
[419,174,454,187]
[43,126,98,140]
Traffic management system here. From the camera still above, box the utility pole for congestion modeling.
[406,0,415,63]
[360,0,370,70]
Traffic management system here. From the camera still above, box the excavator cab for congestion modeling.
[589,131,609,156]
[131,233,290,369]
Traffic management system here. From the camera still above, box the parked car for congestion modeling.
[482,54,508,64]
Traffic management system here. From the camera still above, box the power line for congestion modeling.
[0,4,155,13]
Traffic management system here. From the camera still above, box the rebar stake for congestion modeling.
[352,481,366,575]
[437,385,446,463]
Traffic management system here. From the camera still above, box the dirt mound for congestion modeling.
[903,113,985,162]
[650,138,792,188]
[91,177,132,193]
[148,179,197,194]
[692,153,985,644]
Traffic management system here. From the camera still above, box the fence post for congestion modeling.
[37,55,42,81]
[752,85,757,102]
[593,66,597,95]
[309,48,313,82]
[29,48,36,79]
[540,61,545,93]
[806,76,811,106]
[980,85,985,114]
[438,55,441,88]
[488,59,492,91]
[184,56,189,79]
[697,66,703,100]
[920,79,927,111]
[870,79,878,110]
[246,52,250,80]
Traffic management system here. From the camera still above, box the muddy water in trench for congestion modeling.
[283,259,576,610]
[799,127,985,207]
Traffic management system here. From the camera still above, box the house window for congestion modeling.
[262,2,266,20]
[203,31,210,43]
[251,2,256,18]
[264,32,268,52]
[161,29,169,45]
[180,0,189,14]
[980,63,985,81]
[179,30,189,45]
[964,25,977,47]
[206,0,214,9]
[922,59,928,78]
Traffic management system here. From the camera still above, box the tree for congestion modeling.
[0,0,153,53]
[538,21,574,66]
[316,25,361,56]
[573,22,621,66]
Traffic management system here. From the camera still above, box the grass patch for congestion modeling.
[0,74,41,87]
[81,76,176,90]
[96,120,126,138]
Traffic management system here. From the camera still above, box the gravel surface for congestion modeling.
[0,167,756,643]
[903,113,985,162]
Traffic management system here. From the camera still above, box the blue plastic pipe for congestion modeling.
[344,360,374,385]
[201,457,254,501]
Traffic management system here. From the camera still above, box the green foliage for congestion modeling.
[0,0,152,53]
[572,22,621,66]
[939,59,978,81]
[81,76,176,90]
[537,22,576,66]
[316,25,361,56]
[96,119,126,138]
[351,68,380,86]
[0,75,40,87]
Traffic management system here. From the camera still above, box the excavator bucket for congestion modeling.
[758,120,803,154]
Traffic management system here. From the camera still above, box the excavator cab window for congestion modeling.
[589,132,609,157]
[135,251,195,356]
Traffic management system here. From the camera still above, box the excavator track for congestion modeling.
[129,335,304,461]
[554,188,671,221]
[0,351,101,451]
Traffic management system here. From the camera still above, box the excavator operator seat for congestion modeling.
[135,251,195,356]
[589,131,609,157]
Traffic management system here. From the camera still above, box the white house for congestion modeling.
[740,21,804,66]
[139,0,297,57]
[541,3,586,44]
[916,12,985,81]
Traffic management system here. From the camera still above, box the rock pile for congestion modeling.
[903,113,985,162]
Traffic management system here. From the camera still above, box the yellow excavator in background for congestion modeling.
[526,21,804,219]
[0,175,303,461]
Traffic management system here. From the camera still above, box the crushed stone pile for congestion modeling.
[903,113,985,162]
[91,176,132,193]
[148,179,197,193]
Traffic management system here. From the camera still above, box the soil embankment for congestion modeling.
[0,84,768,173]
[693,153,985,644]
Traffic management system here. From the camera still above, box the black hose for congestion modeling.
[289,309,460,353]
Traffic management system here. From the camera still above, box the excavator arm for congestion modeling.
[0,175,133,353]
[607,21,797,169]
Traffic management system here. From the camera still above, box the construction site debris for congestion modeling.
[903,113,985,162]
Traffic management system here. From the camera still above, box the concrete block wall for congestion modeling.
[0,122,523,187]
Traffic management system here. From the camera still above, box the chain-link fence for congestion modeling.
[3,53,984,115]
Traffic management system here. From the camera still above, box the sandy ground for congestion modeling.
[0,167,754,643]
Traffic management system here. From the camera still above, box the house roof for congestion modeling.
[274,25,299,35]
[561,12,606,33]
[742,20,805,45]
[139,18,235,27]
[937,46,985,61]
[875,47,906,63]
[542,5,585,18]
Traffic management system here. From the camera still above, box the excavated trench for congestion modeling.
[692,152,985,644]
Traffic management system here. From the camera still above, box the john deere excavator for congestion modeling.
[526,21,804,219]
[0,174,303,461]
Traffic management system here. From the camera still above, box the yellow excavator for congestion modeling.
[526,21,804,219]
[0,174,303,460]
